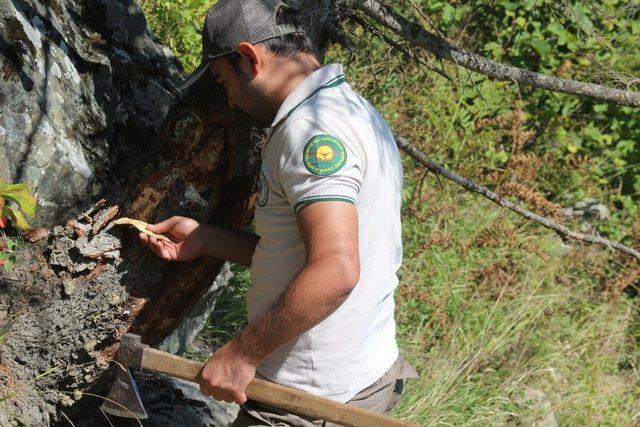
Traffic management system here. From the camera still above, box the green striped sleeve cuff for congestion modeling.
[293,196,355,213]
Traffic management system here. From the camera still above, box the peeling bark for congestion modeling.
[0,0,259,424]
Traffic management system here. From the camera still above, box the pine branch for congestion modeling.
[394,133,640,261]
[351,0,640,107]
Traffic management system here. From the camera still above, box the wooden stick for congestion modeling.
[140,348,419,427]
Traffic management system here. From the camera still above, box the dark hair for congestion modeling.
[227,6,318,73]
[261,6,317,59]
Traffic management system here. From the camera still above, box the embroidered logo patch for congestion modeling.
[303,134,347,176]
[257,170,269,207]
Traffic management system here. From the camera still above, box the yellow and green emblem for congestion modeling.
[303,134,347,176]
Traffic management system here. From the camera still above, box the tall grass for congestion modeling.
[392,189,638,425]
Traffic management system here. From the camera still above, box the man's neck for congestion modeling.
[269,53,322,114]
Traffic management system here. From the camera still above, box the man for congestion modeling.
[139,0,417,425]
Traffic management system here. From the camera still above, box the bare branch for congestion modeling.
[351,0,640,107]
[326,24,358,52]
[394,134,640,261]
[351,15,451,80]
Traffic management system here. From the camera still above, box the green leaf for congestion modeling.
[593,104,608,113]
[0,182,29,194]
[0,252,15,271]
[441,4,456,24]
[578,13,595,34]
[2,206,29,229]
[547,22,565,36]
[616,139,635,155]
[6,239,18,251]
[583,127,600,141]
[547,22,570,46]
[2,184,36,217]
[529,38,552,58]
[484,42,504,59]
[515,17,527,28]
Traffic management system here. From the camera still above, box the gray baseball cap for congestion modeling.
[179,0,304,93]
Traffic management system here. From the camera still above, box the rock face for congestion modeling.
[0,0,183,226]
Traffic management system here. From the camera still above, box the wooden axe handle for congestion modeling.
[141,347,418,427]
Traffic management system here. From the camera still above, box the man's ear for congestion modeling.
[236,42,262,77]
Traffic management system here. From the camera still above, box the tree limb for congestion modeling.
[394,133,640,261]
[351,14,452,81]
[351,0,640,107]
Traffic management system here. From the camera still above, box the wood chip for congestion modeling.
[23,227,50,242]
[92,206,120,235]
[113,217,172,242]
[77,199,106,222]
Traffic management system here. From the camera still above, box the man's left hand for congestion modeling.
[197,341,256,404]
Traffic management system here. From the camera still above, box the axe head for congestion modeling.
[101,333,148,419]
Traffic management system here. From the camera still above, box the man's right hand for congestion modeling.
[139,216,204,262]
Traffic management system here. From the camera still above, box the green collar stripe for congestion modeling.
[285,75,346,120]
[322,74,346,87]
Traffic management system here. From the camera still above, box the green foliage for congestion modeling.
[429,0,640,222]
[391,184,638,424]
[0,238,19,271]
[0,180,34,271]
[141,0,211,72]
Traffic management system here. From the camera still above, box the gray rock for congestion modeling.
[48,235,75,268]
[159,263,233,355]
[75,230,121,258]
[589,203,610,221]
[0,0,261,425]
[573,198,597,210]
[562,199,610,221]
[516,386,558,427]
[0,0,183,227]
[129,371,240,427]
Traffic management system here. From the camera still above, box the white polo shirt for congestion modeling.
[249,63,403,402]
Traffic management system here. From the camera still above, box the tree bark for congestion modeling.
[0,0,346,423]
[0,0,260,424]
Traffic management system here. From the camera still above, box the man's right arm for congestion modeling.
[141,216,259,267]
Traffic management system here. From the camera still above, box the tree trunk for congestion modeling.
[0,0,343,424]
[0,0,261,424]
